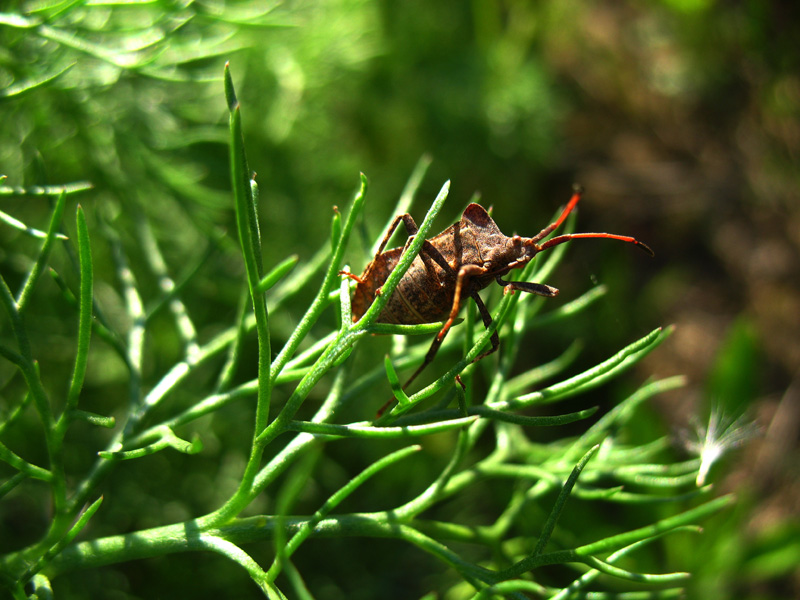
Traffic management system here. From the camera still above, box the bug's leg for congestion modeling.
[418,239,455,284]
[417,220,464,281]
[390,222,454,290]
[401,337,444,392]
[375,243,466,418]
[438,264,485,341]
[400,264,485,391]
[400,324,451,391]
[496,276,559,297]
[469,291,501,362]
[377,213,419,254]
[377,214,451,291]
[340,271,364,283]
[339,213,416,282]
[365,213,426,297]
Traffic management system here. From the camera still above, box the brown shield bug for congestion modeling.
[344,185,653,410]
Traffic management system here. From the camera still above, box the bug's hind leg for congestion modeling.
[376,264,486,419]
[372,214,451,291]
[402,264,486,388]
[469,292,500,363]
[377,213,419,254]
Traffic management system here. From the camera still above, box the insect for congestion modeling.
[345,185,653,408]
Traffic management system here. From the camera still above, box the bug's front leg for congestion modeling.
[496,276,559,297]
[400,264,486,392]
[469,291,500,362]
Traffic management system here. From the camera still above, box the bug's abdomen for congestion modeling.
[352,250,454,324]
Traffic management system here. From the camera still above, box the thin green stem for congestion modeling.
[532,445,599,558]
[107,224,145,432]
[194,535,269,592]
[18,497,103,586]
[64,206,93,415]
[0,441,53,482]
[370,153,432,256]
[220,64,273,527]
[15,191,67,313]
[501,327,670,410]
[256,177,451,451]
[268,176,368,383]
[0,275,64,520]
[258,254,299,293]
[215,285,250,393]
[138,214,199,360]
[267,445,421,581]
[286,417,477,438]
[497,495,734,580]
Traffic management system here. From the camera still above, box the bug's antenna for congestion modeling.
[528,184,584,245]
[526,185,654,257]
[539,231,654,256]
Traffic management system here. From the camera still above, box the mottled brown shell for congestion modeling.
[351,203,528,324]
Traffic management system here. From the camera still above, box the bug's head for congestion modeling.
[465,189,653,281]
[493,234,539,272]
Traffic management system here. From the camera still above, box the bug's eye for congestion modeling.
[506,236,523,252]
[482,261,493,271]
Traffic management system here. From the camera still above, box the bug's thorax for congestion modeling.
[456,204,541,289]
[484,234,536,271]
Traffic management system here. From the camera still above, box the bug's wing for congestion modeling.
[462,204,505,235]
[351,248,402,320]
[460,204,511,265]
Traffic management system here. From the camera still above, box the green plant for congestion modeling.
[0,66,733,599]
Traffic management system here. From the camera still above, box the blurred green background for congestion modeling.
[2,0,798,598]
